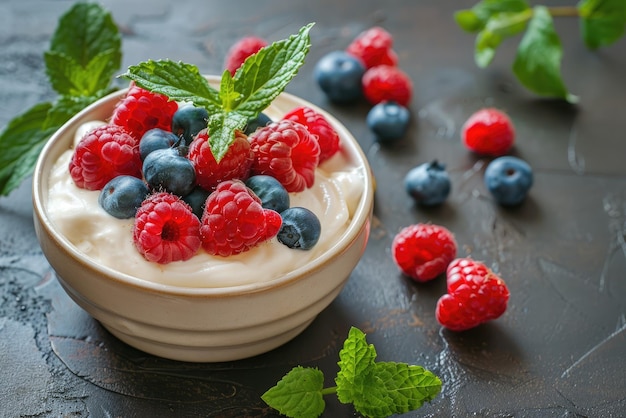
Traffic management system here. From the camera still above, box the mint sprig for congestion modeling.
[455,0,626,102]
[262,327,442,418]
[122,23,314,162]
[0,2,121,196]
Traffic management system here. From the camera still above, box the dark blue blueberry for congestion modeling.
[484,156,533,206]
[172,106,209,145]
[277,207,321,250]
[139,128,178,161]
[366,101,410,142]
[245,112,272,135]
[98,175,149,219]
[314,51,365,104]
[404,160,451,206]
[142,148,196,197]
[182,186,211,219]
[245,175,290,213]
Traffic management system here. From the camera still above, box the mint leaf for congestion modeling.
[261,366,326,418]
[578,0,626,49]
[475,10,532,67]
[513,6,578,102]
[455,0,530,32]
[335,326,377,404]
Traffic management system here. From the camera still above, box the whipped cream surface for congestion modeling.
[47,122,365,288]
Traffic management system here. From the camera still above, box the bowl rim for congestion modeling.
[32,76,374,298]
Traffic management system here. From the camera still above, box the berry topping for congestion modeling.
[277,207,321,250]
[171,106,209,146]
[245,112,272,135]
[314,51,366,104]
[187,130,254,191]
[99,175,149,219]
[366,101,410,142]
[245,175,290,213]
[224,36,268,75]
[391,223,457,282]
[404,160,451,206]
[484,156,533,206]
[110,83,178,142]
[133,192,202,264]
[283,106,340,163]
[200,180,282,257]
[142,147,196,197]
[436,258,510,331]
[249,119,320,193]
[346,26,398,69]
[362,65,413,106]
[139,128,179,161]
[461,108,515,156]
[69,124,142,190]
[182,186,211,220]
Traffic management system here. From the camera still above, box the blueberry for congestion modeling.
[366,101,410,142]
[484,156,533,206]
[245,175,290,213]
[278,207,321,250]
[314,51,365,104]
[182,186,211,219]
[139,128,178,161]
[245,112,272,135]
[172,106,209,145]
[98,175,149,219]
[404,160,451,206]
[143,147,196,197]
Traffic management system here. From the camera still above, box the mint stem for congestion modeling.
[320,386,338,396]
[547,6,579,17]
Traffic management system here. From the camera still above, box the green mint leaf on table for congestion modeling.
[475,10,532,67]
[261,366,326,418]
[578,0,626,49]
[335,326,377,404]
[0,2,121,196]
[455,0,530,32]
[122,23,314,162]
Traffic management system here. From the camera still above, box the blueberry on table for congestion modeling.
[143,147,196,197]
[245,175,290,213]
[98,175,150,219]
[245,112,272,135]
[366,101,410,142]
[139,128,179,161]
[404,160,451,206]
[278,207,321,250]
[314,51,365,104]
[172,106,209,145]
[484,156,533,206]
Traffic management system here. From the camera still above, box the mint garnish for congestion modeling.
[262,327,442,418]
[122,23,314,162]
[0,2,121,196]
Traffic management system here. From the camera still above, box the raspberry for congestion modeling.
[249,120,320,193]
[110,83,178,142]
[436,258,510,331]
[200,180,282,256]
[346,26,398,69]
[283,106,340,163]
[187,130,254,191]
[224,36,268,75]
[133,192,202,264]
[69,124,142,190]
[391,223,457,282]
[362,65,413,106]
[461,108,515,156]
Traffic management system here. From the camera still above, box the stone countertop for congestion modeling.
[1,0,625,416]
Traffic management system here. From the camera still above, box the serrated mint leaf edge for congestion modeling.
[261,366,326,418]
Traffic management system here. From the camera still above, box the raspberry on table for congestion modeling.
[391,223,457,282]
[346,26,398,69]
[187,130,254,191]
[436,258,510,331]
[362,65,413,106]
[69,124,142,190]
[133,192,202,264]
[224,36,268,75]
[283,106,340,163]
[110,83,178,142]
[249,119,320,193]
[461,108,515,156]
[200,180,282,257]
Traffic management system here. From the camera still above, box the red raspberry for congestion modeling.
[224,36,268,75]
[200,180,282,256]
[283,106,340,163]
[346,26,398,69]
[188,130,254,191]
[69,125,142,190]
[249,120,320,193]
[110,83,178,142]
[391,223,457,282]
[133,192,202,264]
[362,65,413,106]
[461,108,515,156]
[436,258,510,331]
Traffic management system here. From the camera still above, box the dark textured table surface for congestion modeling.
[1,1,625,417]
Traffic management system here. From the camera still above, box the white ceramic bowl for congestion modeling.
[32,77,374,362]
